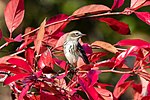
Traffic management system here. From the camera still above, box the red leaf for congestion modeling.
[130,0,146,9]
[87,70,101,87]
[142,1,150,7]
[43,31,64,49]
[34,18,46,55]
[54,33,68,50]
[54,58,67,70]
[4,0,24,35]
[116,81,133,97]
[147,83,150,96]
[97,83,113,89]
[135,12,150,25]
[77,57,87,68]
[0,29,3,40]
[40,91,58,100]
[79,64,93,71]
[72,4,111,17]
[113,74,131,99]
[56,64,68,79]
[17,38,34,51]
[115,73,131,85]
[142,96,150,100]
[71,94,83,100]
[25,48,34,66]
[88,52,107,63]
[46,14,69,35]
[3,34,22,43]
[132,83,142,93]
[82,43,93,54]
[98,17,130,35]
[16,27,35,51]
[115,46,139,66]
[0,64,26,74]
[18,83,32,100]
[4,73,30,85]
[116,39,150,47]
[138,71,150,82]
[14,34,22,42]
[8,58,33,73]
[38,49,54,69]
[91,40,118,53]
[35,70,42,78]
[4,37,15,43]
[78,77,100,100]
[139,70,150,96]
[24,27,35,42]
[0,56,20,64]
[95,87,113,100]
[111,0,125,10]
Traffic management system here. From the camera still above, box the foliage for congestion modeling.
[0,0,150,100]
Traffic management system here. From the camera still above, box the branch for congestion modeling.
[22,12,122,38]
[0,42,9,50]
[101,69,133,74]
[0,12,122,50]
[79,69,133,74]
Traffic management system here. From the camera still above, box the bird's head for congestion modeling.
[67,30,86,41]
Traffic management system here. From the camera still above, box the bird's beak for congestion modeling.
[81,34,86,37]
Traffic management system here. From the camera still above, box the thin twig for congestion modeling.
[101,69,133,74]
[79,69,133,74]
[0,42,8,50]
[10,49,25,56]
[116,48,127,51]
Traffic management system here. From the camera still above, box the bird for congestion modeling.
[63,30,90,66]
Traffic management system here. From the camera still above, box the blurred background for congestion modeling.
[0,0,150,100]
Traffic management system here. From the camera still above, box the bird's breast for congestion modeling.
[64,41,78,53]
[63,41,78,64]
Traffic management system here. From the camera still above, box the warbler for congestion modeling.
[63,30,89,66]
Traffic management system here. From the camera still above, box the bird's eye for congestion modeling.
[75,32,79,36]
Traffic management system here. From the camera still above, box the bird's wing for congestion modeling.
[77,43,90,64]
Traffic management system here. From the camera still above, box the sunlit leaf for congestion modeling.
[72,4,111,17]
[34,18,46,55]
[4,0,24,36]
[91,41,118,53]
[88,52,107,63]
[95,87,113,100]
[38,48,54,69]
[46,14,69,35]
[130,0,146,9]
[54,33,68,50]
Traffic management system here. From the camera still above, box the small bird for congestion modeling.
[63,30,89,66]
